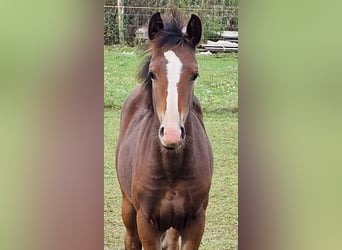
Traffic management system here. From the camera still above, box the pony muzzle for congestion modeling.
[159,125,185,149]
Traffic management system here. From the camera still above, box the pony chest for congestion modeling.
[158,189,187,218]
[136,183,203,231]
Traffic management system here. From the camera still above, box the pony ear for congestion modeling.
[148,12,164,40]
[186,14,202,47]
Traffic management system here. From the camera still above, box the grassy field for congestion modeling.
[104,46,238,249]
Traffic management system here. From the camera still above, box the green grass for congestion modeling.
[104,46,238,249]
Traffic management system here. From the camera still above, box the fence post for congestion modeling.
[117,0,124,45]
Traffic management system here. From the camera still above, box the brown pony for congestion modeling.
[116,9,213,250]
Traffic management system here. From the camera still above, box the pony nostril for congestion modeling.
[159,127,165,137]
[180,126,185,140]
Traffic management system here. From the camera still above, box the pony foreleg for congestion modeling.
[136,210,162,250]
[121,195,142,250]
[180,209,206,250]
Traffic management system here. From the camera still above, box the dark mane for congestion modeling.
[154,9,187,49]
[137,54,153,109]
[138,9,194,110]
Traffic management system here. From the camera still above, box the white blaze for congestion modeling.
[163,50,183,127]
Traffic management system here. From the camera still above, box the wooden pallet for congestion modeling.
[200,39,238,53]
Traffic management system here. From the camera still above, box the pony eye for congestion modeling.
[190,72,199,81]
[149,71,156,80]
